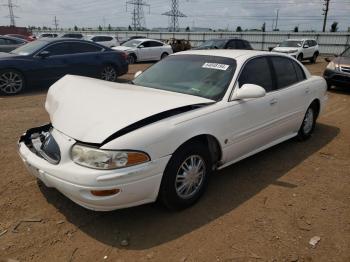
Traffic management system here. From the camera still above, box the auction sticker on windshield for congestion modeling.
[202,63,230,71]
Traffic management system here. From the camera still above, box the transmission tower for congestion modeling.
[126,0,150,31]
[53,16,59,31]
[2,0,18,27]
[322,0,330,32]
[162,0,186,32]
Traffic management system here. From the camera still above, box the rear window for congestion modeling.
[270,56,299,89]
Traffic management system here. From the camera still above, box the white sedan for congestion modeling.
[112,38,173,64]
[18,50,327,211]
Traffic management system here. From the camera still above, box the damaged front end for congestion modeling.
[19,123,61,165]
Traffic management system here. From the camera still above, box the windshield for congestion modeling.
[198,40,226,49]
[133,55,237,101]
[123,39,142,48]
[279,40,303,48]
[341,47,350,57]
[10,40,48,55]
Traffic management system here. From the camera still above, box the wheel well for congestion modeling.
[129,53,137,59]
[162,52,169,56]
[314,51,319,55]
[310,99,320,119]
[175,135,222,169]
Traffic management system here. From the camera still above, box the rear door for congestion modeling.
[148,41,164,60]
[224,56,280,162]
[269,56,309,138]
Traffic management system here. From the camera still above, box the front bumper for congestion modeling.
[323,69,350,88]
[18,125,171,211]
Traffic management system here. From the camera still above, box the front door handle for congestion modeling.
[305,87,310,94]
[270,98,278,105]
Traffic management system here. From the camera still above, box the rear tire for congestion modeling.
[161,52,169,59]
[0,69,25,96]
[101,65,117,82]
[297,104,317,141]
[310,53,318,63]
[158,142,212,210]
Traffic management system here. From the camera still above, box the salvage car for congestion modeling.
[323,46,350,89]
[272,39,319,63]
[18,50,327,211]
[194,38,253,50]
[113,38,173,64]
[0,38,128,95]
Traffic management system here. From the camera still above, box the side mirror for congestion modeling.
[37,50,51,58]
[134,70,143,79]
[303,44,309,49]
[138,45,144,48]
[235,84,266,100]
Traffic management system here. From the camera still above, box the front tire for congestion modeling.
[161,52,169,59]
[297,53,303,62]
[158,142,212,210]
[128,54,136,64]
[0,69,25,95]
[297,105,317,141]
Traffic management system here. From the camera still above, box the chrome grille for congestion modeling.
[340,66,350,74]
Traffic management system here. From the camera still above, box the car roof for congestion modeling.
[37,38,89,43]
[285,38,316,41]
[174,49,268,59]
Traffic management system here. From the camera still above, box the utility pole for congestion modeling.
[53,16,59,31]
[2,0,18,27]
[126,0,150,31]
[162,0,186,32]
[274,9,279,31]
[322,0,330,32]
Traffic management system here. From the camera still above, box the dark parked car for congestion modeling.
[324,46,350,89]
[194,38,253,50]
[0,38,128,95]
[39,33,58,38]
[0,35,28,52]
[5,34,36,41]
[60,33,84,39]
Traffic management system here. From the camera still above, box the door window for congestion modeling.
[149,41,163,47]
[69,42,103,53]
[44,43,72,56]
[235,40,245,49]
[270,56,299,89]
[238,57,274,92]
[226,40,236,49]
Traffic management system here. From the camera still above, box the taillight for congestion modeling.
[121,52,128,61]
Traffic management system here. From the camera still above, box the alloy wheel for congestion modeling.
[0,71,24,94]
[303,107,314,134]
[175,155,206,199]
[101,66,117,82]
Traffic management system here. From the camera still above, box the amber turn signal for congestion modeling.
[91,189,120,197]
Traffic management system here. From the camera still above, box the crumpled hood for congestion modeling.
[45,75,213,144]
[112,46,134,52]
[273,47,299,53]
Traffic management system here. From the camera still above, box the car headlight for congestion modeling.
[287,49,298,53]
[71,144,150,170]
[326,61,338,71]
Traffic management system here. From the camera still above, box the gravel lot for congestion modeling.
[0,58,349,262]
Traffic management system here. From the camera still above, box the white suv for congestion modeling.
[272,39,319,63]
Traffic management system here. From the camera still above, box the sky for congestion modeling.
[1,0,350,31]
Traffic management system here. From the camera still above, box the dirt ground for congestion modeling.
[0,58,349,262]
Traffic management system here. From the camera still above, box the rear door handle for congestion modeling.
[270,98,278,105]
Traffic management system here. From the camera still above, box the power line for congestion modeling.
[53,16,59,30]
[126,0,150,30]
[2,0,18,27]
[162,0,186,32]
[322,0,330,32]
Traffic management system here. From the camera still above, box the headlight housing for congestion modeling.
[326,61,338,71]
[287,49,298,53]
[71,144,150,170]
